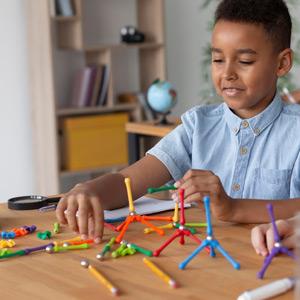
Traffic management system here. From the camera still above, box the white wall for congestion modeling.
[0,1,35,202]
[165,0,216,115]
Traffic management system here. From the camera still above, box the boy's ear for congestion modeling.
[277,48,293,77]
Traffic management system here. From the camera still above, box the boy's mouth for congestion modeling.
[222,87,244,97]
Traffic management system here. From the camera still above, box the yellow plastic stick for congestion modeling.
[144,223,173,234]
[88,264,119,296]
[172,201,179,222]
[125,178,135,213]
[143,258,178,288]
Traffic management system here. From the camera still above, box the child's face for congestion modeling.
[211,20,285,119]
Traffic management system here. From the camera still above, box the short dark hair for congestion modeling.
[214,0,292,52]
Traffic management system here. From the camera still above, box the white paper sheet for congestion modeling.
[104,196,191,220]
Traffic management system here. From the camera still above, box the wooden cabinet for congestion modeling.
[26,0,166,194]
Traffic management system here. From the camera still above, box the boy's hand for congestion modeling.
[56,183,104,243]
[173,169,234,221]
[251,220,295,256]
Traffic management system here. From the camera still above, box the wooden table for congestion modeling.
[125,119,180,164]
[0,204,294,300]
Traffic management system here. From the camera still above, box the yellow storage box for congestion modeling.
[62,113,129,171]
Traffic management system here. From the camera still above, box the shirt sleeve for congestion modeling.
[146,109,195,180]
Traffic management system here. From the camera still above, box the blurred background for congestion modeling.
[0,0,299,202]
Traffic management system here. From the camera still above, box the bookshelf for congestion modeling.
[26,0,166,194]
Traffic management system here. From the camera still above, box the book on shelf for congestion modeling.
[71,66,93,107]
[55,0,75,17]
[90,65,104,107]
[97,65,110,106]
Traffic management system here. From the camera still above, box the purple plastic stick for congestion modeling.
[267,204,280,243]
[23,243,54,255]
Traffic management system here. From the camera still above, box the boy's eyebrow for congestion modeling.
[237,48,257,55]
[211,47,257,55]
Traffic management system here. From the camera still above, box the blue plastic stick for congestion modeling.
[203,196,212,236]
[179,196,240,270]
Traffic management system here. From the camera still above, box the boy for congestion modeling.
[56,0,300,243]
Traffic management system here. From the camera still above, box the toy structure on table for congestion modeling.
[153,189,203,257]
[144,186,207,234]
[179,196,240,270]
[257,203,295,279]
[115,178,173,243]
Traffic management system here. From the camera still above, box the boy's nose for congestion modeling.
[222,64,238,81]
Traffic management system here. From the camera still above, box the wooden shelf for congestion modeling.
[52,16,80,22]
[57,103,139,117]
[60,164,128,178]
[27,0,166,194]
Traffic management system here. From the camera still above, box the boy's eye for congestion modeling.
[212,59,224,63]
[240,61,254,65]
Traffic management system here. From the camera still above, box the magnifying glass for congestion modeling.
[7,194,64,210]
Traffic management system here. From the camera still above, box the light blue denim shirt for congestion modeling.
[147,92,300,200]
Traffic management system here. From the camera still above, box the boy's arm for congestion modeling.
[56,155,171,241]
[175,169,300,223]
[231,199,300,223]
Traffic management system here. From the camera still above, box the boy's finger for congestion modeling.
[65,197,79,233]
[91,197,104,243]
[77,199,90,239]
[56,198,68,224]
[251,225,269,256]
[88,215,95,239]
[185,192,205,203]
[266,228,275,254]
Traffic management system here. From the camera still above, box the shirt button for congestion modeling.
[254,128,261,135]
[232,183,240,191]
[233,127,238,133]
[240,147,248,155]
[241,120,249,128]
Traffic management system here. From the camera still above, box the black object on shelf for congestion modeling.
[120,26,145,43]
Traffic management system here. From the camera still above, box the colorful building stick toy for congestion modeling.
[257,204,295,279]
[179,196,240,270]
[145,186,207,234]
[1,225,36,239]
[80,259,120,296]
[153,189,203,257]
[0,242,54,260]
[37,230,52,240]
[115,178,173,243]
[143,257,178,288]
[53,222,60,234]
[97,237,116,260]
[0,239,16,249]
[46,243,90,253]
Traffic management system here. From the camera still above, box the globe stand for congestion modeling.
[154,111,175,126]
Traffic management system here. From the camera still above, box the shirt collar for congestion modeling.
[223,91,283,136]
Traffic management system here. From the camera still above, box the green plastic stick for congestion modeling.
[55,244,90,252]
[128,243,153,257]
[185,222,207,227]
[112,244,126,258]
[53,222,60,234]
[147,185,177,194]
[173,223,197,234]
[0,250,26,259]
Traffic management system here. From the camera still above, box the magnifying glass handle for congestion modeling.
[47,193,65,199]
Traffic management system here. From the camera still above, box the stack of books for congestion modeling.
[71,64,110,108]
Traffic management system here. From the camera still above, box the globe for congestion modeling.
[147,79,177,124]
